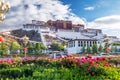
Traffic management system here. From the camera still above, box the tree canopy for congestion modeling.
[10,42,21,51]
[50,42,64,51]
[98,44,103,53]
[92,44,98,54]
[34,42,46,54]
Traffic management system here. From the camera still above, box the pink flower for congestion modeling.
[87,67,91,71]
[92,72,95,75]
[96,63,100,67]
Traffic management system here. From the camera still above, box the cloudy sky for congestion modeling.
[1,0,120,38]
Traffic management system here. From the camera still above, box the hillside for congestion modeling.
[11,29,41,42]
[0,32,18,47]
[0,29,42,47]
[0,29,67,48]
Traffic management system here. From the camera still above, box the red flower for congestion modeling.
[0,36,4,43]
[90,61,94,65]
[104,62,110,67]
[23,48,27,51]
[105,48,111,53]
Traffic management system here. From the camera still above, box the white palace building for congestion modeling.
[67,39,99,54]
[23,20,119,54]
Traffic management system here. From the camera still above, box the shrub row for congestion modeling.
[0,67,33,79]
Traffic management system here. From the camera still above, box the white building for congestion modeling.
[67,39,100,54]
[22,20,119,53]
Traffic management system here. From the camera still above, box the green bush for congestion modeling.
[33,71,41,77]
[0,50,6,55]
[0,63,10,69]
[89,66,107,76]
[0,57,120,79]
[49,61,62,68]
[23,68,33,77]
[9,68,22,78]
[0,68,22,79]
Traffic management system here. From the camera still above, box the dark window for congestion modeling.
[78,41,80,47]
[74,41,75,47]
[87,41,89,46]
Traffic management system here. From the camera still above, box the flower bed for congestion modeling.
[0,55,120,80]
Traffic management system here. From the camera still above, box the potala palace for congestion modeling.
[23,20,119,54]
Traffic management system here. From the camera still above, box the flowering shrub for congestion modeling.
[0,55,120,79]
[0,59,13,65]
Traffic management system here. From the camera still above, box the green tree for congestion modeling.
[10,42,21,51]
[0,42,7,55]
[86,46,91,53]
[50,42,64,51]
[81,46,85,53]
[28,43,34,54]
[34,42,46,54]
[98,44,103,53]
[92,44,98,54]
[0,42,7,50]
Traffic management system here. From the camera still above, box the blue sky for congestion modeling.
[61,0,120,21]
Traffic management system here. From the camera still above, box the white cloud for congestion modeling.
[84,6,95,11]
[87,15,120,38]
[0,0,85,29]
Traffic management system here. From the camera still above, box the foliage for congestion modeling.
[86,46,91,53]
[28,43,34,53]
[98,44,103,53]
[0,42,7,50]
[0,55,120,79]
[0,42,7,55]
[34,42,46,54]
[92,44,98,54]
[81,46,85,53]
[0,63,10,69]
[50,42,64,51]
[0,68,22,79]
[23,68,33,77]
[10,42,21,51]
